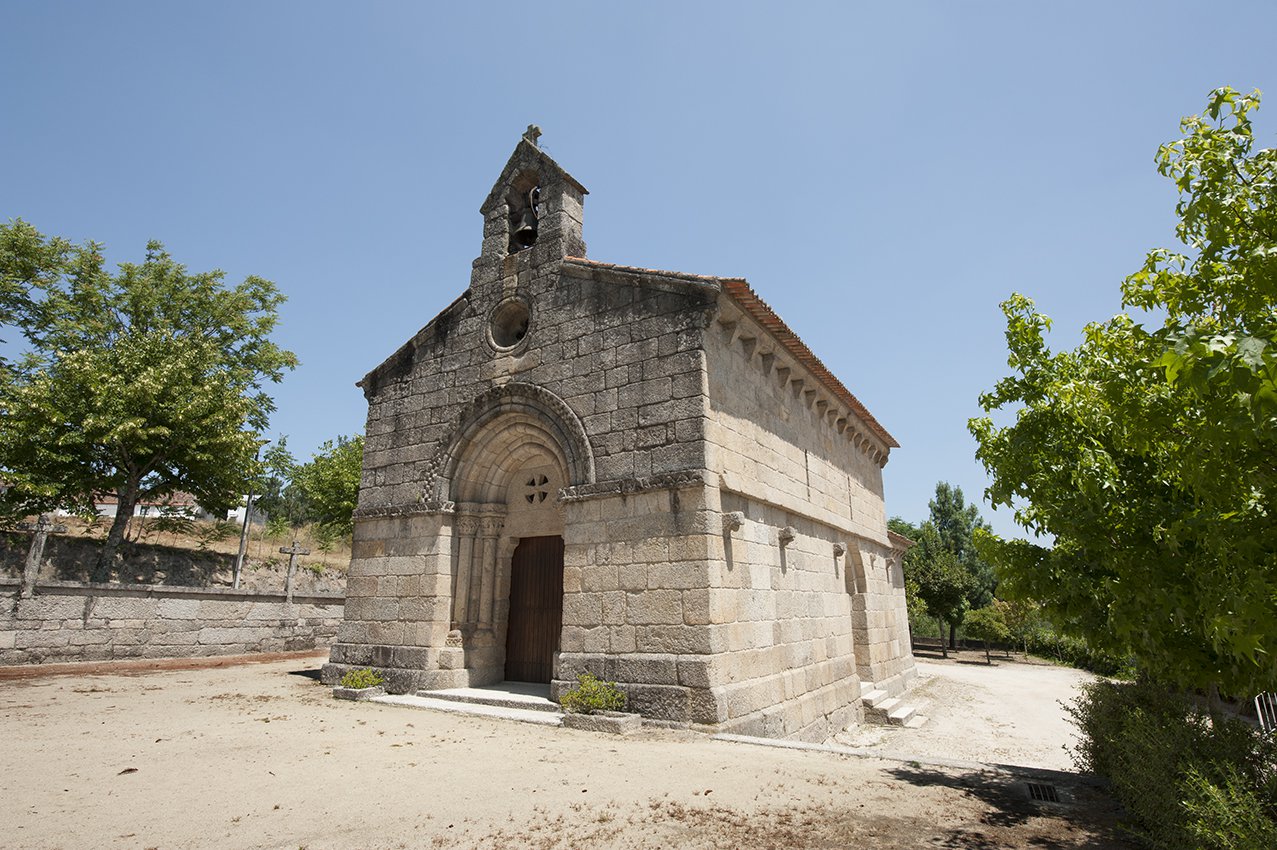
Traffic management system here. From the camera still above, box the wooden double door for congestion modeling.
[504,535,564,684]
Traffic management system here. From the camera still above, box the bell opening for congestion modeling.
[508,185,542,253]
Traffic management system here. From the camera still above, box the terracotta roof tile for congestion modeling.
[887,529,916,550]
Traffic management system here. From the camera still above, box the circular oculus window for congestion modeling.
[488,298,531,351]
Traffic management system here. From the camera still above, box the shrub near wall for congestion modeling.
[1068,679,1277,849]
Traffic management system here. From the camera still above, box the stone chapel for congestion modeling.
[321,128,917,741]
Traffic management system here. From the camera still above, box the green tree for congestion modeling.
[0,221,297,579]
[292,434,363,538]
[892,519,972,658]
[254,437,311,528]
[888,518,930,637]
[970,88,1277,695]
[964,604,1011,664]
[929,482,996,609]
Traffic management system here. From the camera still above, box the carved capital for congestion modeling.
[778,526,796,546]
[456,515,480,535]
[478,516,504,537]
[723,511,745,533]
[833,542,847,558]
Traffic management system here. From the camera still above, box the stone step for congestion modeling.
[375,694,563,726]
[886,702,916,725]
[863,694,929,726]
[419,685,559,713]
[903,714,929,729]
[874,697,901,715]
[860,688,890,708]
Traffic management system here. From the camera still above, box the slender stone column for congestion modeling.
[477,517,503,628]
[452,515,480,626]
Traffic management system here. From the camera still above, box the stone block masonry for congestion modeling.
[0,579,343,666]
[323,130,918,742]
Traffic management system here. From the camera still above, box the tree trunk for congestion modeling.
[949,622,957,650]
[94,487,137,582]
[985,643,992,664]
[937,617,948,659]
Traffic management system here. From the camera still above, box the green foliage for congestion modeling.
[888,517,930,631]
[151,509,196,540]
[558,672,627,715]
[291,435,363,538]
[264,514,291,541]
[313,522,344,553]
[890,483,995,650]
[928,483,996,608]
[891,517,974,655]
[997,596,1045,653]
[963,604,1011,662]
[0,221,297,579]
[339,668,384,690]
[1021,627,1133,677]
[194,519,238,551]
[254,438,309,528]
[1182,764,1277,850]
[970,88,1277,695]
[1067,679,1277,848]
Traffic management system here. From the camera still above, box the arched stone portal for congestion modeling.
[436,383,591,685]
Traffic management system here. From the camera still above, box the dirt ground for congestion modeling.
[0,652,1132,850]
[836,649,1096,771]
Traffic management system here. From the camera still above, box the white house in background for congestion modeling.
[53,492,262,524]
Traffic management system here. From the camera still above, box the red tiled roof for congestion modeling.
[96,492,200,507]
[887,529,915,550]
[563,257,898,449]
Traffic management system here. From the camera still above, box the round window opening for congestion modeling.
[489,299,531,349]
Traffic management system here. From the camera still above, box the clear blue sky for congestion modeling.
[2,2,1273,537]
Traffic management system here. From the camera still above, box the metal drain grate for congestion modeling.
[1026,782,1061,803]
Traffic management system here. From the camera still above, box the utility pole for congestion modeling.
[232,485,256,589]
[233,446,265,590]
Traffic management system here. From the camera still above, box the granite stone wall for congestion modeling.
[703,292,917,704]
[1,580,343,666]
[322,134,916,741]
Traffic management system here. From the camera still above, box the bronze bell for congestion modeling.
[512,207,538,249]
[511,186,541,250]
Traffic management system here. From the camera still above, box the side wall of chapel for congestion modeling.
[703,300,916,707]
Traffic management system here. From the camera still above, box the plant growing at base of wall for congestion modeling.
[338,668,384,690]
[559,672,627,715]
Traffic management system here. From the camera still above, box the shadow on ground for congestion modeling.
[884,764,1133,849]
[287,666,322,681]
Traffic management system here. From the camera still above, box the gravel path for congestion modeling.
[836,654,1095,771]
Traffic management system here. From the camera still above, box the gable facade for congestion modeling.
[321,130,916,741]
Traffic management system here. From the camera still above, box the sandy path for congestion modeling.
[0,654,1128,850]
[837,656,1095,770]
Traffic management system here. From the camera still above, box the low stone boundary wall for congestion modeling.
[1,579,344,666]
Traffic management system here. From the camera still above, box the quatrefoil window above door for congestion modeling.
[524,474,551,504]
